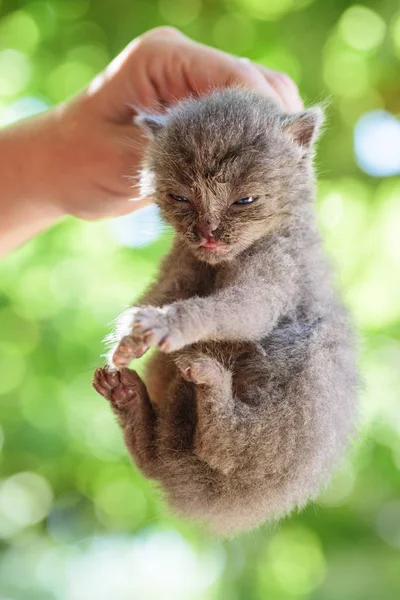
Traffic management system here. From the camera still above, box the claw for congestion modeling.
[93,381,108,397]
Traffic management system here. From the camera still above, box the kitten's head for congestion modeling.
[137,88,323,264]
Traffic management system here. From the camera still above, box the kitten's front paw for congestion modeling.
[131,306,185,353]
[111,334,148,369]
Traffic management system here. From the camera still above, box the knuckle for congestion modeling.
[234,59,257,82]
[273,71,299,92]
[144,26,182,41]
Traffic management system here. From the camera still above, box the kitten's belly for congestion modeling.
[194,340,295,406]
[145,317,323,409]
[144,340,294,409]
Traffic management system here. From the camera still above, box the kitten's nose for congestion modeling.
[197,218,219,240]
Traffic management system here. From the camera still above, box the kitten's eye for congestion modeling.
[234,196,259,205]
[169,193,190,203]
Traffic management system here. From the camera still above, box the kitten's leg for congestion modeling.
[154,372,217,518]
[122,247,299,352]
[93,367,158,477]
[175,354,241,475]
[156,376,198,454]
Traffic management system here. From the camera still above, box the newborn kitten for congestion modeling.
[93,88,357,536]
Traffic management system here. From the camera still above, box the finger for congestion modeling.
[93,196,152,220]
[119,197,153,215]
[234,57,288,107]
[180,45,270,97]
[178,45,295,111]
[253,64,304,113]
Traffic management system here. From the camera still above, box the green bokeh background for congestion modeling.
[1,1,400,599]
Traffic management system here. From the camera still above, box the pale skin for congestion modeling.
[0,26,303,257]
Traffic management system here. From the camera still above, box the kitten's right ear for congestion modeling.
[135,113,168,138]
[280,107,324,149]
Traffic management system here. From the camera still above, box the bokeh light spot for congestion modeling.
[95,478,148,525]
[339,5,386,52]
[46,61,95,101]
[213,14,255,54]
[0,49,31,97]
[52,0,90,21]
[25,1,57,40]
[0,310,39,355]
[15,265,62,319]
[0,345,25,396]
[376,501,400,548]
[258,525,326,595]
[360,342,400,428]
[0,10,40,54]
[65,531,224,600]
[67,44,110,73]
[391,11,400,59]
[258,48,301,83]
[318,191,344,230]
[84,409,126,460]
[233,0,294,21]
[323,46,369,98]
[158,0,202,27]
[318,465,355,507]
[65,21,108,48]
[354,111,400,177]
[0,472,53,535]
[338,88,384,126]
[47,493,99,545]
[110,204,164,248]
[0,95,49,126]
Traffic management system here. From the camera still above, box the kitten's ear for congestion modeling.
[135,113,168,138]
[280,107,324,148]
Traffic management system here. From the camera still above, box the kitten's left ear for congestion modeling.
[135,113,168,138]
[280,107,324,149]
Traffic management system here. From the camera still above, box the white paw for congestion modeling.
[127,306,185,353]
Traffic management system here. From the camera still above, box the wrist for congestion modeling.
[0,109,66,219]
[0,111,66,256]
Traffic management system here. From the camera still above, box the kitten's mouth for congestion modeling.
[198,238,230,255]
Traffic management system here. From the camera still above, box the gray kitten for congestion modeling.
[93,88,357,536]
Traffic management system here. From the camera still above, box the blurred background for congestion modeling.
[0,0,400,598]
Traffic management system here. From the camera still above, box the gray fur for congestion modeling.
[93,88,358,536]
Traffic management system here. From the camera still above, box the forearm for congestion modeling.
[173,280,296,344]
[0,111,64,256]
[112,249,300,360]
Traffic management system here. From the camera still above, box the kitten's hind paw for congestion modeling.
[93,367,143,411]
[176,354,226,387]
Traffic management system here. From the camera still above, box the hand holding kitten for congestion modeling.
[0,26,302,256]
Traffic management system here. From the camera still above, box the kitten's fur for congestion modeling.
[93,88,357,536]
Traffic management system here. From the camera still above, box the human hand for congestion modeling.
[1,26,304,258]
[42,27,304,220]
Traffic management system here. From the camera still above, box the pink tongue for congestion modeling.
[202,239,218,249]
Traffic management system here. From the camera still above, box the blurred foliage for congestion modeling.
[1,0,400,599]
